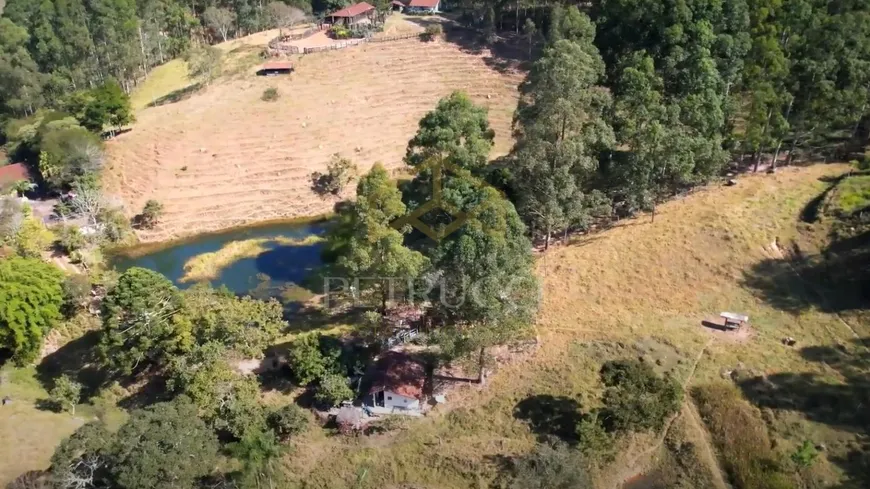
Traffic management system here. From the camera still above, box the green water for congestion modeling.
[113,220,329,296]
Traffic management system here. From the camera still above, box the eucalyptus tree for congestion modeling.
[510,11,614,248]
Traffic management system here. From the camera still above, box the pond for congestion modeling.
[112,219,330,298]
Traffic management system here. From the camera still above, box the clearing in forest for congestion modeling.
[104,35,523,243]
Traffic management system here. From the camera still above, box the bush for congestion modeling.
[0,257,65,364]
[15,217,55,258]
[311,154,358,196]
[599,359,682,433]
[56,224,87,253]
[49,374,83,414]
[329,25,351,39]
[496,442,591,489]
[423,24,443,41]
[135,200,164,229]
[287,333,339,385]
[262,87,280,102]
[267,404,309,440]
[314,372,354,408]
[62,274,92,316]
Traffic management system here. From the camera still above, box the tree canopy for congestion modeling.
[98,267,191,375]
[0,256,64,364]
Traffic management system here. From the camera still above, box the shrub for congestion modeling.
[423,24,443,41]
[135,200,164,229]
[311,153,358,196]
[329,25,351,39]
[314,372,354,408]
[50,374,83,414]
[287,333,338,385]
[62,274,92,316]
[496,442,591,489]
[56,224,87,253]
[599,359,682,433]
[262,87,280,102]
[15,217,55,258]
[267,404,309,440]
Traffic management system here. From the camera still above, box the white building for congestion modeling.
[366,351,426,415]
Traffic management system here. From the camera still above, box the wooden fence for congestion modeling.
[303,32,424,54]
[265,29,425,57]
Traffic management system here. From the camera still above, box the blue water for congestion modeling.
[113,220,328,296]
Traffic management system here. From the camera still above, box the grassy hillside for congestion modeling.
[272,163,865,489]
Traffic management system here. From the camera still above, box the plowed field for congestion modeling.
[105,37,523,242]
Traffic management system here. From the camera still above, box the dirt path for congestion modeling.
[684,397,730,489]
[610,339,727,489]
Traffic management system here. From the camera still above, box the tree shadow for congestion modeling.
[145,82,205,108]
[36,331,110,401]
[513,394,582,445]
[253,242,325,285]
[737,338,870,488]
[404,18,532,74]
[740,232,870,317]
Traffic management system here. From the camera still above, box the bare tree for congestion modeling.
[67,183,108,228]
[203,7,237,43]
[0,197,25,241]
[266,2,307,37]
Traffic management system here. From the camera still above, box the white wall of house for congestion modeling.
[383,390,421,411]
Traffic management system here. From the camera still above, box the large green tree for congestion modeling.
[184,284,286,358]
[0,18,45,117]
[167,341,267,438]
[109,399,220,489]
[330,163,429,311]
[98,267,191,375]
[404,91,495,173]
[0,256,64,364]
[511,12,615,248]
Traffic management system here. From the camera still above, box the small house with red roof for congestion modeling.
[328,2,376,26]
[0,163,32,194]
[407,0,440,13]
[366,351,426,414]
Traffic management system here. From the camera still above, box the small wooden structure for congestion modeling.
[258,61,294,76]
[720,312,749,330]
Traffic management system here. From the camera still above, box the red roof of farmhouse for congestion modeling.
[0,163,30,186]
[408,0,439,7]
[262,61,294,70]
[369,352,426,400]
[330,2,375,17]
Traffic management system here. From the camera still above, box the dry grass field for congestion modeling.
[106,34,522,243]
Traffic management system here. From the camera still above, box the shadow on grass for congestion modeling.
[145,82,205,108]
[36,331,110,401]
[513,394,582,445]
[404,17,536,74]
[740,233,870,317]
[737,338,870,489]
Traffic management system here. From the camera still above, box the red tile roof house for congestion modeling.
[407,0,440,13]
[0,163,32,195]
[328,2,376,26]
[365,351,426,416]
